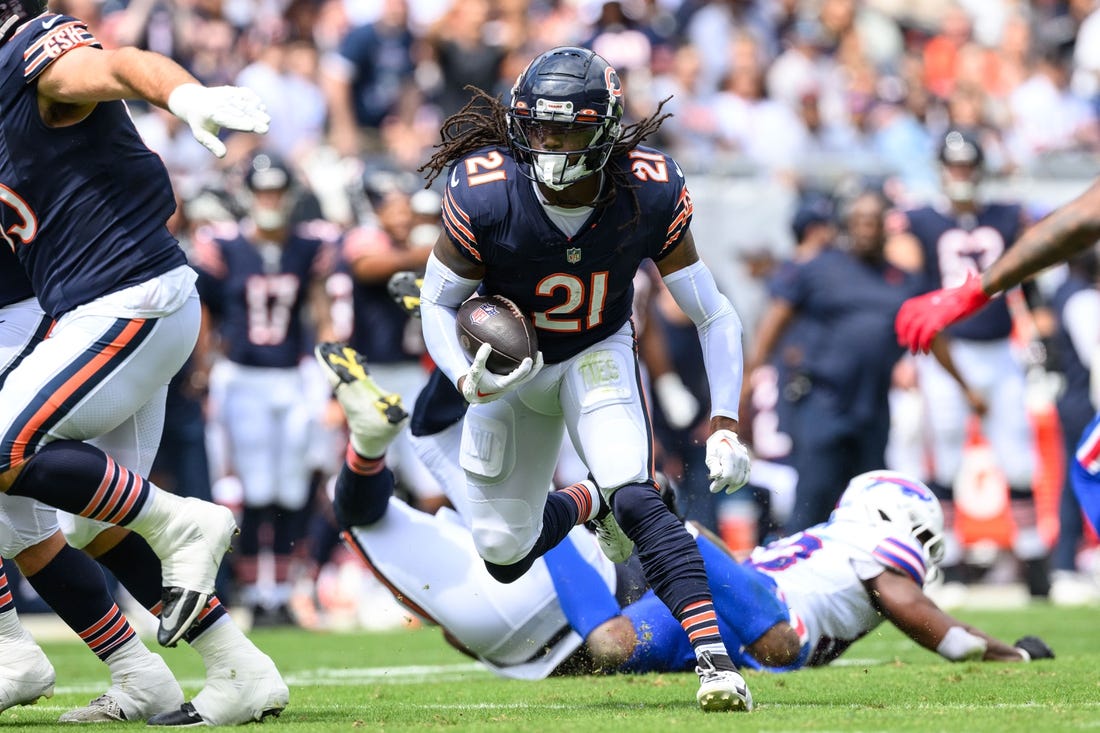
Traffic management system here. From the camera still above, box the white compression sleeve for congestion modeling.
[420,252,482,386]
[661,260,744,420]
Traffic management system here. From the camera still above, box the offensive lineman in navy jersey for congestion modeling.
[0,0,271,655]
[0,247,287,723]
[414,47,754,712]
[888,129,1046,594]
[194,152,338,625]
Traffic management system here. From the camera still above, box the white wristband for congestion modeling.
[936,626,987,661]
[1015,647,1030,662]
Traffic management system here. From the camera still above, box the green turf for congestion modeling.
[2,603,1096,731]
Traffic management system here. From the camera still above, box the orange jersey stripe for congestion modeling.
[11,319,146,466]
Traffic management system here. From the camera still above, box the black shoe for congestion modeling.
[147,702,205,726]
[157,587,210,648]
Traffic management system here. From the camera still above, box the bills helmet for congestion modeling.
[832,470,946,567]
[0,0,46,43]
[507,46,624,190]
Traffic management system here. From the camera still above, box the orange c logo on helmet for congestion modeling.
[604,66,622,98]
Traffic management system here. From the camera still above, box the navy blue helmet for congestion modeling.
[0,0,46,43]
[507,47,624,190]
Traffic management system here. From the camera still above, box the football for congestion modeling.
[456,295,538,375]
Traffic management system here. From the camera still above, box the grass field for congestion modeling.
[2,603,1096,731]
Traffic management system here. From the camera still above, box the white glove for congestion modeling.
[460,342,544,405]
[705,428,751,494]
[167,83,271,158]
[653,372,699,430]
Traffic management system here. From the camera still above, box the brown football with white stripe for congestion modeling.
[456,295,538,375]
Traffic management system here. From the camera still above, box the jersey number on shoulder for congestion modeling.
[750,533,823,572]
[534,272,609,332]
[936,227,1005,288]
[246,274,300,345]
[458,151,507,187]
[0,184,38,252]
[628,150,669,183]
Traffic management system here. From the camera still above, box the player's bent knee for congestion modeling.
[62,514,113,551]
[746,622,801,668]
[472,526,529,568]
[609,482,666,532]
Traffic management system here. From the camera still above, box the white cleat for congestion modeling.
[154,498,238,647]
[580,482,634,563]
[314,343,408,456]
[59,650,183,722]
[695,652,752,713]
[0,630,54,714]
[147,645,288,726]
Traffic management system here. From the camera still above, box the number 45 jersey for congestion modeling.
[0,13,184,318]
[442,145,693,364]
[747,519,933,666]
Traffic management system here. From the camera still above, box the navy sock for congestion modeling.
[7,441,149,525]
[26,543,135,661]
[97,532,227,643]
[332,447,393,528]
[611,483,712,623]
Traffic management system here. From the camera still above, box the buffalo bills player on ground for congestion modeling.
[896,176,1100,554]
[194,151,338,626]
[315,355,1051,681]
[0,0,269,648]
[0,247,288,725]
[410,46,753,711]
[887,129,1048,594]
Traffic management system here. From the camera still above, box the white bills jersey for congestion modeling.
[344,501,616,679]
[748,518,930,666]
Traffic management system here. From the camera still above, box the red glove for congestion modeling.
[895,271,991,353]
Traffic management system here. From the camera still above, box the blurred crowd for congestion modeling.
[13,0,1100,627]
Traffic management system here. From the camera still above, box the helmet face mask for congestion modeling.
[0,0,46,43]
[507,47,624,191]
[833,470,946,569]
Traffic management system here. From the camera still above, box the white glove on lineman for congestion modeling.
[460,342,544,405]
[705,428,751,494]
[167,83,271,158]
[653,372,700,430]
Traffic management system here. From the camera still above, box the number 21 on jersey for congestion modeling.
[534,271,608,332]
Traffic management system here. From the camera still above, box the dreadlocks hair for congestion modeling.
[418,86,674,230]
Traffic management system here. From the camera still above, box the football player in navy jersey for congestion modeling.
[0,246,288,724]
[194,152,338,626]
[0,0,270,649]
[896,175,1100,582]
[889,130,1047,593]
[411,46,753,712]
[314,355,1051,684]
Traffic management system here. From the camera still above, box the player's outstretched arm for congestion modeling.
[656,231,751,494]
[982,179,1100,296]
[867,569,1042,662]
[37,45,269,157]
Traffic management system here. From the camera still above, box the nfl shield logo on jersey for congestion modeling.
[566,247,582,264]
